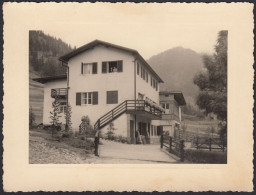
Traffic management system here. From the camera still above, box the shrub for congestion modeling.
[184,149,227,164]
[79,115,96,138]
[104,134,128,144]
[63,137,94,150]
[62,131,73,138]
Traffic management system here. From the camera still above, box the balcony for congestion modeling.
[94,100,165,130]
[51,88,67,99]
[162,113,180,122]
[126,100,165,120]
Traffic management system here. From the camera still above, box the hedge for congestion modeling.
[184,149,227,164]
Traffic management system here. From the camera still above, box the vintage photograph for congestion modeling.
[4,2,253,192]
[29,12,227,164]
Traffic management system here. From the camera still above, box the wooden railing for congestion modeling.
[160,135,185,162]
[191,137,226,152]
[94,100,164,130]
[162,114,180,122]
[51,88,67,98]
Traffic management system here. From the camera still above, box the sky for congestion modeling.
[37,3,226,59]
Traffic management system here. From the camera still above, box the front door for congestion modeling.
[130,120,135,144]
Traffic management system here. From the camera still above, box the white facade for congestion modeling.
[68,45,135,131]
[43,79,67,125]
[38,40,165,144]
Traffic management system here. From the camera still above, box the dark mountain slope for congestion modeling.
[148,47,204,104]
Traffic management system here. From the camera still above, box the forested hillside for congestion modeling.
[29,31,73,123]
[29,30,73,77]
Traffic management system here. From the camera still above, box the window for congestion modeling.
[161,103,169,109]
[107,91,118,104]
[137,62,140,75]
[81,92,92,105]
[153,79,156,88]
[76,92,98,105]
[142,68,145,80]
[145,72,148,82]
[59,101,67,113]
[150,76,153,86]
[102,61,123,73]
[156,81,158,91]
[81,62,97,74]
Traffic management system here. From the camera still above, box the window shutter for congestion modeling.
[117,61,123,72]
[137,63,140,75]
[92,91,98,105]
[102,62,107,73]
[76,93,81,106]
[107,91,111,104]
[92,62,97,74]
[107,91,118,104]
[81,63,84,74]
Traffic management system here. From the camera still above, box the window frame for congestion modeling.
[102,60,123,73]
[81,92,93,105]
[82,63,93,75]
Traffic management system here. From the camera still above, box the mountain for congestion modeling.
[147,47,204,104]
[29,31,73,77]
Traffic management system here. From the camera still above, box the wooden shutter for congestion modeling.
[107,91,111,104]
[117,61,123,72]
[137,62,140,75]
[76,93,81,106]
[102,62,107,73]
[81,63,84,74]
[107,91,118,104]
[92,63,97,74]
[92,91,98,105]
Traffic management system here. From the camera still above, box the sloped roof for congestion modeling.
[32,74,67,84]
[159,91,186,106]
[59,39,163,83]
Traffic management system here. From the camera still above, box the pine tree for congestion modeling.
[194,31,227,138]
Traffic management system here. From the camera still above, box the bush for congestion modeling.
[104,134,128,144]
[184,149,227,164]
[63,137,94,150]
[62,131,73,138]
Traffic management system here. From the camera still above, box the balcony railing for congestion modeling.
[94,100,165,130]
[51,88,67,98]
[162,113,180,122]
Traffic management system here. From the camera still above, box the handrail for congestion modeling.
[94,100,164,130]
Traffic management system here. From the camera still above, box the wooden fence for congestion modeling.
[160,135,184,162]
[191,136,226,152]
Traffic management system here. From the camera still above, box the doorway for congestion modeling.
[130,120,135,144]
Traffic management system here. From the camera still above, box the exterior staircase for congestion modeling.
[94,100,163,130]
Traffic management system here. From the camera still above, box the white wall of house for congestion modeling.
[43,79,67,125]
[68,45,135,131]
[135,60,159,103]
[41,44,162,140]
[100,113,128,137]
